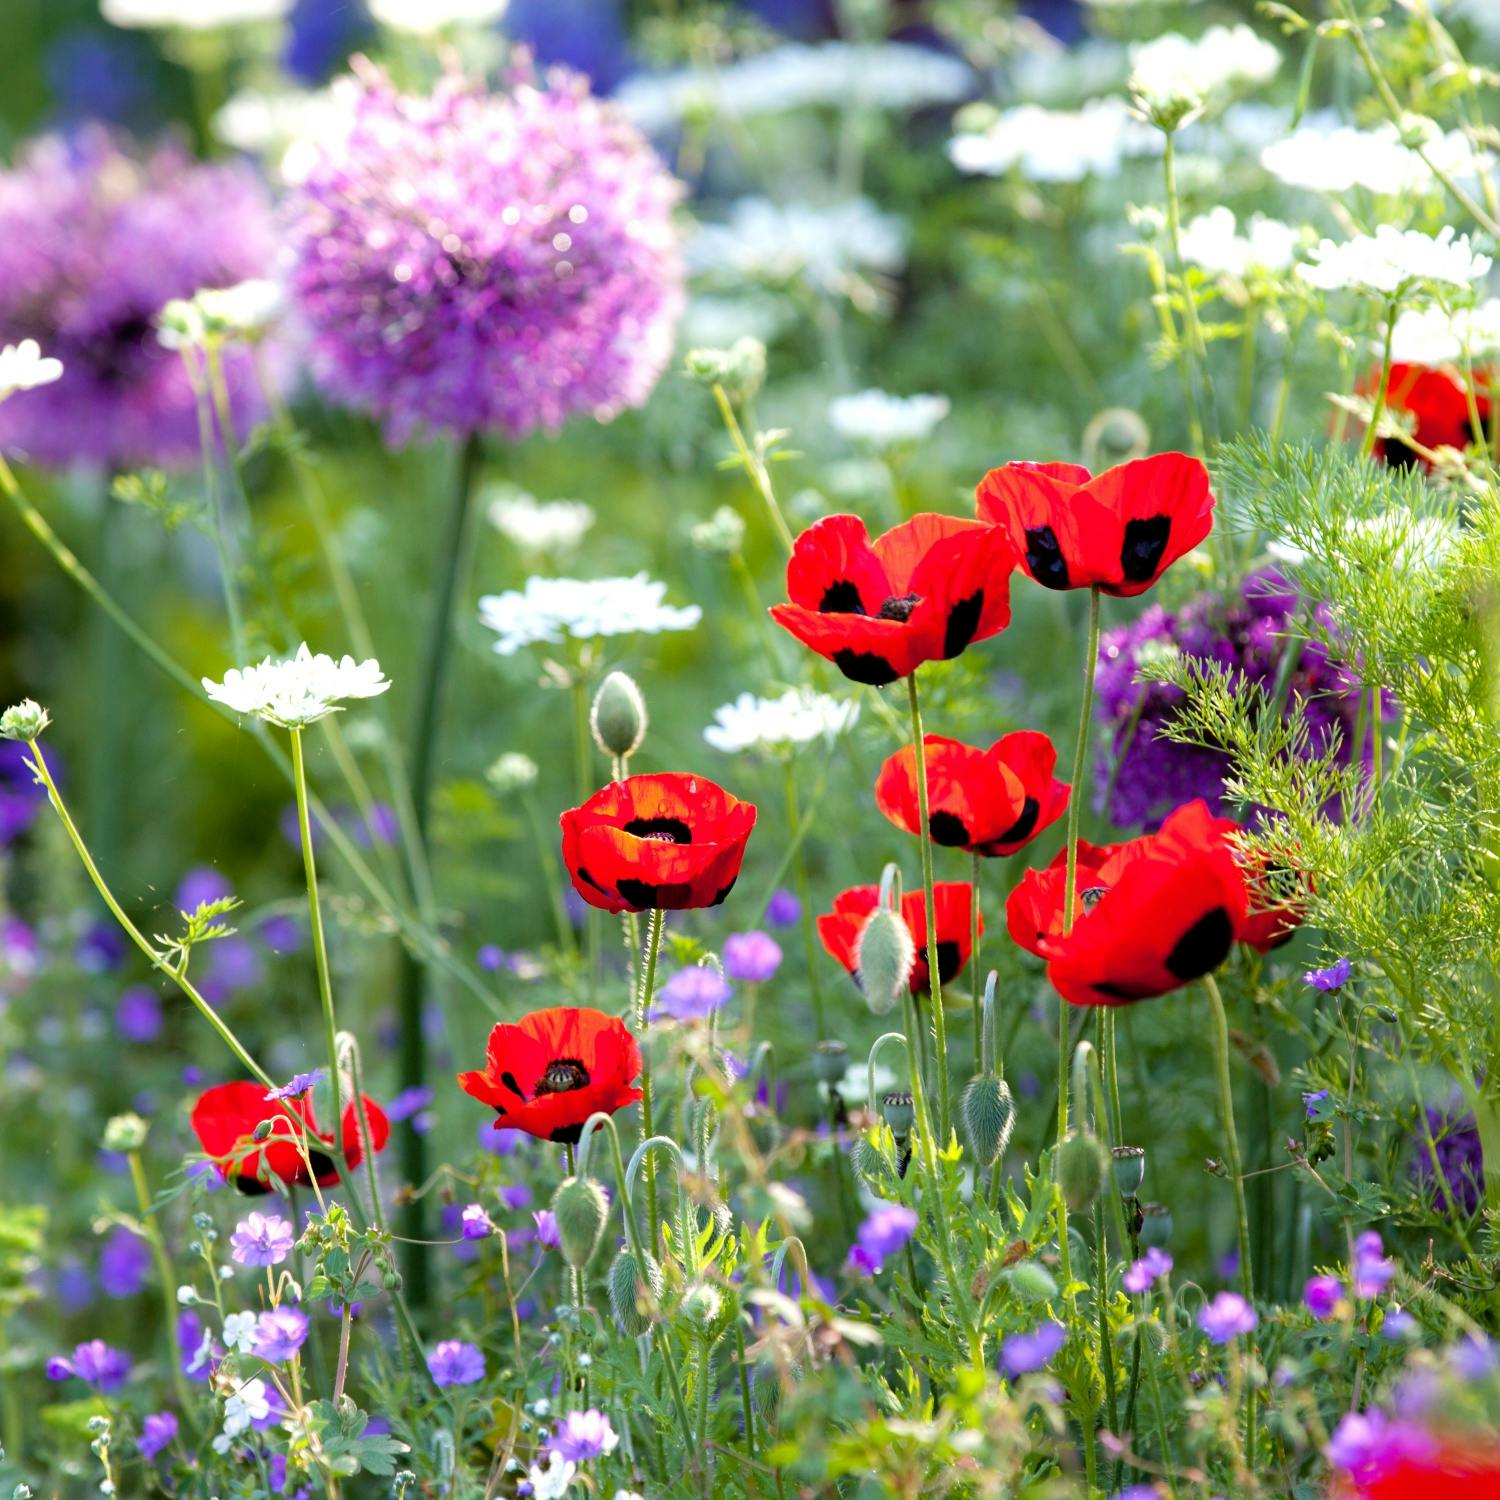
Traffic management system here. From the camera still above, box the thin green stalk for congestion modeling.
[182,345,247,660]
[573,670,600,999]
[734,1320,756,1459]
[637,908,665,1255]
[906,672,952,1146]
[1361,295,1401,460]
[711,380,796,556]
[783,759,826,1037]
[971,851,983,1069]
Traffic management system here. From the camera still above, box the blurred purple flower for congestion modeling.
[765,889,801,928]
[99,1226,150,1299]
[1198,1291,1257,1343]
[650,966,731,1022]
[75,921,125,973]
[0,741,46,847]
[253,1307,310,1363]
[231,1212,296,1268]
[1303,1274,1343,1319]
[1326,1409,1436,1484]
[723,930,783,983]
[177,865,234,914]
[533,1210,561,1251]
[846,1203,918,1276]
[1412,1104,1484,1217]
[461,1204,494,1240]
[1352,1232,1395,1298]
[1000,1322,1066,1377]
[1304,958,1353,992]
[48,1339,131,1391]
[139,1410,178,1460]
[116,984,164,1043]
[259,914,303,953]
[1123,1248,1172,1294]
[549,1407,618,1461]
[427,1339,485,1387]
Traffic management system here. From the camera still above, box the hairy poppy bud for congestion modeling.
[590,671,648,760]
[680,1280,724,1332]
[855,905,914,1016]
[1139,1203,1173,1248]
[1082,407,1150,472]
[849,1136,891,1186]
[960,1075,1015,1167]
[608,1248,663,1336]
[813,1040,848,1085]
[881,1092,915,1140]
[1058,1130,1109,1213]
[551,1175,609,1270]
[1008,1261,1058,1304]
[102,1112,149,1154]
[1112,1145,1146,1197]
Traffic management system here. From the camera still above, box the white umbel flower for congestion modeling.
[528,1453,577,1500]
[487,494,596,554]
[478,576,701,657]
[948,98,1155,183]
[1387,298,1500,364]
[367,0,506,33]
[1129,25,1280,127]
[203,644,392,729]
[159,280,284,350]
[704,689,858,754]
[1298,226,1491,296]
[1177,207,1301,277]
[827,390,950,448]
[103,0,290,27]
[688,198,907,291]
[1260,118,1486,196]
[0,340,63,401]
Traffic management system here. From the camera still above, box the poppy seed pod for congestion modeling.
[1139,1203,1173,1248]
[881,1092,915,1139]
[855,905,915,1015]
[551,1175,609,1269]
[1057,1130,1109,1214]
[960,1074,1015,1167]
[608,1248,663,1336]
[590,671,648,760]
[813,1040,849,1085]
[1112,1145,1146,1197]
[1082,407,1150,472]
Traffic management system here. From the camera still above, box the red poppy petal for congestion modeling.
[1085,452,1213,598]
[770,604,926,686]
[784,513,891,613]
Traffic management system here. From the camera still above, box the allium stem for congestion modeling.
[906,671,952,1147]
[398,431,485,1311]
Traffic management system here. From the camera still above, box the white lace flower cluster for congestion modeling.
[1129,24,1281,127]
[0,341,63,402]
[948,98,1156,183]
[1262,118,1488,196]
[487,493,596,554]
[1178,208,1302,277]
[103,0,289,28]
[478,576,701,657]
[1298,226,1492,297]
[158,279,284,350]
[827,389,950,448]
[1387,300,1500,364]
[704,689,859,754]
[203,644,391,729]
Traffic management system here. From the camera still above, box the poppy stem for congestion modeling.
[782,759,826,1039]
[905,671,952,1147]
[971,852,983,1070]
[1361,293,1401,461]
[637,907,665,1255]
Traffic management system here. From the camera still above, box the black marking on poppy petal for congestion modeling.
[713,877,737,906]
[1092,980,1158,1002]
[935,940,963,985]
[236,1174,272,1196]
[876,592,920,622]
[622,816,692,845]
[832,649,900,687]
[997,796,1040,848]
[927,810,971,847]
[1024,525,1071,590]
[616,877,659,909]
[492,1105,509,1119]
[499,1071,527,1101]
[1383,441,1420,472]
[550,1122,586,1145]
[534,1058,591,1096]
[820,580,867,614]
[1120,515,1172,584]
[942,590,983,657]
[306,1149,337,1180]
[1164,905,1233,981]
[575,866,609,893]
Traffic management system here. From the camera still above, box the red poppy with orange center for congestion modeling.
[818,881,981,995]
[457,1006,643,1144]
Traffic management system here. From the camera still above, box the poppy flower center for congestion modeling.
[622,816,693,845]
[534,1058,591,1096]
[876,593,921,622]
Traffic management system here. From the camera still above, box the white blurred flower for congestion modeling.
[827,389,950,448]
[221,1312,258,1354]
[615,41,972,133]
[0,340,63,401]
[159,280,284,350]
[1178,207,1301,277]
[203,644,392,729]
[487,494,595,554]
[214,87,340,160]
[1260,118,1486,196]
[485,752,539,793]
[103,0,289,26]
[368,0,506,32]
[1387,299,1500,363]
[1347,512,1459,576]
[687,198,907,292]
[1298,226,1491,296]
[704,689,858,754]
[528,1453,576,1500]
[947,98,1157,183]
[1129,25,1280,125]
[211,1376,272,1454]
[478,576,701,656]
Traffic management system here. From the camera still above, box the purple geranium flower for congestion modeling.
[1351,1231,1395,1298]
[47,1339,131,1391]
[533,1210,561,1251]
[845,1203,918,1276]
[1326,1409,1436,1484]
[1304,1089,1332,1122]
[1303,1274,1343,1319]
[139,1410,178,1460]
[99,1225,150,1299]
[1000,1322,1067,1377]
[253,1307,310,1363]
[115,984,164,1043]
[1123,1248,1172,1294]
[549,1408,619,1462]
[649,966,732,1023]
[265,1070,323,1102]
[722,930,783,983]
[461,1204,493,1240]
[1304,958,1353,991]
[765,889,801,927]
[1198,1292,1258,1344]
[386,1085,434,1122]
[427,1339,485,1388]
[230,1212,296,1268]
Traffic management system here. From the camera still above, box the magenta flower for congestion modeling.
[230,1212,296,1268]
[252,1307,310,1363]
[427,1339,485,1388]
[1123,1247,1172,1294]
[1198,1291,1258,1344]
[284,61,684,445]
[1303,1274,1343,1319]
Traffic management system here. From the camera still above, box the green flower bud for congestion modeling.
[0,700,49,741]
[1139,1203,1173,1249]
[252,1118,274,1142]
[1112,1145,1146,1197]
[689,505,747,556]
[590,671,648,760]
[1007,1261,1058,1304]
[849,1136,891,1186]
[1082,407,1150,472]
[1057,1130,1109,1214]
[485,752,539,794]
[680,1280,723,1332]
[609,1248,664,1336]
[551,1175,609,1270]
[880,1092,915,1140]
[959,1075,1015,1167]
[102,1112,149,1154]
[854,905,914,1016]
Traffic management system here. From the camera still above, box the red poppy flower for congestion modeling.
[874,731,1070,858]
[560,772,756,915]
[1006,800,1249,1006]
[975,451,1213,598]
[457,1006,643,1144]
[190,1080,390,1195]
[1230,842,1308,954]
[817,881,982,995]
[1347,1450,1500,1500]
[1360,362,1491,469]
[769,513,1017,686]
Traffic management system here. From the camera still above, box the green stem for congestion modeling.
[573,670,600,1000]
[906,672,952,1146]
[1361,295,1401,460]
[971,851,983,1070]
[711,381,795,556]
[1162,133,1210,455]
[783,759,825,1038]
[637,908,665,1255]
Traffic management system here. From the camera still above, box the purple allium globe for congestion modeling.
[0,128,277,468]
[283,60,685,444]
[1412,1104,1485,1216]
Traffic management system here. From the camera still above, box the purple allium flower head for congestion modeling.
[230,1211,296,1268]
[1198,1291,1258,1343]
[1093,569,1379,830]
[49,1339,131,1391]
[139,1410,178,1460]
[765,888,801,928]
[549,1408,619,1462]
[116,984,164,1043]
[1000,1321,1067,1377]
[1123,1247,1172,1294]
[0,130,277,468]
[723,930,783,983]
[0,740,47,846]
[1303,1274,1343,1319]
[427,1339,485,1388]
[99,1225,151,1299]
[461,1204,493,1240]
[253,1307,310,1363]
[845,1203,918,1276]
[533,1209,561,1250]
[265,1069,324,1102]
[284,60,684,445]
[1412,1103,1485,1217]
[649,966,732,1022]
[1304,958,1353,991]
[1351,1231,1395,1298]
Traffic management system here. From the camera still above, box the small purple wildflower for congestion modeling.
[1123,1248,1172,1294]
[722,930,783,983]
[499,1183,533,1211]
[649,966,732,1023]
[1326,1409,1436,1483]
[1381,1308,1416,1340]
[99,1226,151,1299]
[1412,1103,1485,1217]
[549,1408,619,1462]
[1303,1274,1344,1319]
[1304,1089,1332,1122]
[1000,1322,1066,1377]
[76,922,124,973]
[259,914,302,953]
[139,1411,178,1460]
[427,1339,485,1388]
[115,984,163,1043]
[765,889,801,927]
[533,1210,561,1250]
[265,1070,323,1102]
[1198,1291,1258,1343]
[230,1212,296,1268]
[1304,958,1353,991]
[845,1203,918,1276]
[478,944,506,972]
[252,1307,310,1363]
[461,1204,494,1240]
[386,1085,435,1122]
[48,1339,131,1391]
[1351,1231,1395,1298]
